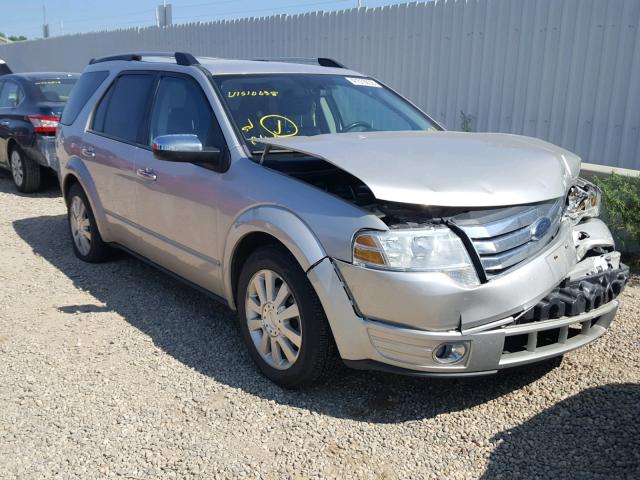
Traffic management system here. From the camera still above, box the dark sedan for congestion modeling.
[0,72,79,192]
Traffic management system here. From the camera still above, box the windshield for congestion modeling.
[213,74,438,149]
[32,78,77,103]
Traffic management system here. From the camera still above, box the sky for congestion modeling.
[0,0,411,39]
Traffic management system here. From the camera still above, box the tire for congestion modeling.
[237,245,336,389]
[10,146,41,193]
[67,183,113,263]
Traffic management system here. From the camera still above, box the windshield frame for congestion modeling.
[210,73,443,156]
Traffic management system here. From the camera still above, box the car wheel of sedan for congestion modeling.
[10,147,41,193]
[237,245,336,389]
[67,183,112,263]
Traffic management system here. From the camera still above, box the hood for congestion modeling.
[258,131,581,207]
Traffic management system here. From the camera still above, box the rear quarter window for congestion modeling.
[60,71,109,126]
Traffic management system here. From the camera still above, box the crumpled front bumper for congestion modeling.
[307,218,628,376]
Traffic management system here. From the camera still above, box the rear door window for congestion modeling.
[0,80,23,108]
[60,71,108,125]
[92,73,155,144]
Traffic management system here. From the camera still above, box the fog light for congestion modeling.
[433,342,467,364]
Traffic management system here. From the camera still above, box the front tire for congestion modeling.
[67,183,112,262]
[237,245,335,388]
[10,146,41,193]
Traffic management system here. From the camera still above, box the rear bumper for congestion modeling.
[26,135,58,172]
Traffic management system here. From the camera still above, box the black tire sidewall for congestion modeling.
[10,146,41,193]
[237,246,331,388]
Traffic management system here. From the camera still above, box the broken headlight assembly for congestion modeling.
[565,177,602,224]
[352,226,480,287]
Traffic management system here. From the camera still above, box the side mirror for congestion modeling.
[152,134,222,164]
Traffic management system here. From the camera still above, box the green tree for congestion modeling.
[593,172,640,248]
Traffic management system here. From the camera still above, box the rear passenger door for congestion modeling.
[134,72,228,295]
[85,72,156,246]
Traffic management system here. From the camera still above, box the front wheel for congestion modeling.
[10,147,41,193]
[237,245,336,388]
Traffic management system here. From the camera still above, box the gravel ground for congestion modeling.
[0,171,639,480]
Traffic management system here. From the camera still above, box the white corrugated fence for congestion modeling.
[0,0,638,169]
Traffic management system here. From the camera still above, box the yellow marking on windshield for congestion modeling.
[241,118,254,133]
[227,90,279,99]
[259,114,299,138]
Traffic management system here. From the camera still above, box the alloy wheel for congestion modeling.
[245,269,302,370]
[70,196,92,256]
[10,150,23,187]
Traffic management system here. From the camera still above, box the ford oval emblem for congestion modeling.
[530,217,552,241]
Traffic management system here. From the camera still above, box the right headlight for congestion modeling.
[565,177,601,224]
[352,226,480,287]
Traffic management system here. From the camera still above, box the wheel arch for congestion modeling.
[61,157,111,241]
[223,205,327,310]
[6,137,18,158]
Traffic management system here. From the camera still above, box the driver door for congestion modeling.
[134,72,228,295]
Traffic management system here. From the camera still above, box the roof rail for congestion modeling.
[251,57,346,69]
[89,51,200,66]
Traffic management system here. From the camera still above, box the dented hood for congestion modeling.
[258,131,581,207]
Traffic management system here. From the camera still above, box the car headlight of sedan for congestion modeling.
[565,177,601,224]
[353,226,480,287]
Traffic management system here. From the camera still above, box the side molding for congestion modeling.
[222,205,327,308]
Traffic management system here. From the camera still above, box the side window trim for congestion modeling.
[87,70,158,149]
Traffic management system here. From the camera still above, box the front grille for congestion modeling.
[498,299,619,368]
[454,198,564,278]
[502,319,593,355]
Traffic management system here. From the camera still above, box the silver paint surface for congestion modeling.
[259,131,581,207]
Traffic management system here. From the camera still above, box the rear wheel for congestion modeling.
[10,146,41,193]
[237,245,335,388]
[67,183,113,262]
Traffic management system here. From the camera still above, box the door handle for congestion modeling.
[81,147,95,158]
[136,167,157,181]
[0,120,10,126]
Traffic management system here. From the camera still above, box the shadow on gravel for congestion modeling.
[14,212,561,424]
[0,168,61,198]
[481,383,640,479]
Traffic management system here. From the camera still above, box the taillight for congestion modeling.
[27,115,60,134]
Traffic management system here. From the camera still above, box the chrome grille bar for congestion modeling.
[455,198,564,278]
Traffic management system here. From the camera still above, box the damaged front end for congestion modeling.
[258,136,628,374]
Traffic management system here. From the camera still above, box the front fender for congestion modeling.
[63,156,112,242]
[222,205,327,308]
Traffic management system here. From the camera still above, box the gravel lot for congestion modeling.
[0,171,639,479]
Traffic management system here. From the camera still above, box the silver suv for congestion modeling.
[57,52,629,388]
